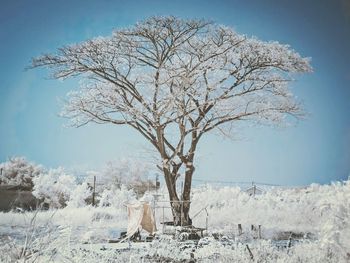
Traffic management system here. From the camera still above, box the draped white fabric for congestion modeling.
[123,202,156,241]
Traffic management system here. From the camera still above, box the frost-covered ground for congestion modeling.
[0,180,349,262]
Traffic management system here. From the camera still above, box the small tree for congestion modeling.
[31,16,311,225]
[32,167,77,208]
[99,158,154,195]
[0,157,43,189]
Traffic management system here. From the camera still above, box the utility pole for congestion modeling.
[155,174,160,193]
[92,175,96,206]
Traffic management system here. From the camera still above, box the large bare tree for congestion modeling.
[31,16,311,225]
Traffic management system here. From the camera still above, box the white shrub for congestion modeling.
[98,185,136,208]
[0,157,43,188]
[32,167,77,208]
[66,182,92,208]
[97,158,154,194]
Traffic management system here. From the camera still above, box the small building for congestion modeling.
[0,185,40,212]
[245,184,264,196]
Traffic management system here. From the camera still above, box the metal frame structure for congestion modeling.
[151,199,209,236]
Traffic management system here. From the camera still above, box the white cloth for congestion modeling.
[123,202,157,242]
[126,203,144,238]
[140,203,157,234]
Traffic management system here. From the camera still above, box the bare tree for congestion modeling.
[31,16,311,225]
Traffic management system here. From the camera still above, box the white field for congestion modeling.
[0,180,349,262]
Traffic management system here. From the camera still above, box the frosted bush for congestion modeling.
[98,185,136,208]
[66,182,92,208]
[1,177,349,262]
[0,156,43,188]
[189,181,349,238]
[188,180,350,261]
[318,181,350,260]
[32,167,77,208]
[95,158,155,195]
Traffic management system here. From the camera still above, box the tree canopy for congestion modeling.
[32,16,312,224]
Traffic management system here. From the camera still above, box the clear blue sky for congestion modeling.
[0,0,349,185]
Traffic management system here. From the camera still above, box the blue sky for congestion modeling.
[0,0,349,185]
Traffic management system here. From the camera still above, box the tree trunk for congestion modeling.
[181,163,194,225]
[169,196,192,226]
[163,165,193,226]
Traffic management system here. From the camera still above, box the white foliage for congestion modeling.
[96,158,152,193]
[98,185,136,208]
[32,17,312,171]
[1,179,349,262]
[66,182,92,208]
[318,181,350,259]
[32,167,77,208]
[0,157,43,188]
[190,182,350,238]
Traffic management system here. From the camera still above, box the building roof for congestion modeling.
[245,185,264,195]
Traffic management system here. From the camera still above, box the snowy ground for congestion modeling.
[0,180,349,262]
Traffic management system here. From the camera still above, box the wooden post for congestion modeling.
[180,181,183,227]
[288,232,293,248]
[92,175,96,206]
[251,224,256,239]
[156,174,160,193]
[153,198,156,222]
[190,249,195,263]
[258,225,262,239]
[238,224,242,235]
[180,201,183,226]
[205,213,208,231]
[162,206,165,233]
[246,244,254,260]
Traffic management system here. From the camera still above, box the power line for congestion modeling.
[191,178,282,187]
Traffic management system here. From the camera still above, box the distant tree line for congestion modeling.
[0,157,156,210]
